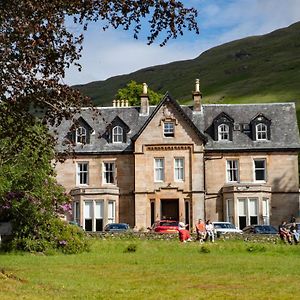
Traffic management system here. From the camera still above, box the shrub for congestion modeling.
[4,218,90,254]
[124,243,137,253]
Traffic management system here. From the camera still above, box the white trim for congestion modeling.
[154,158,164,182]
[218,124,230,141]
[174,157,184,182]
[112,126,123,143]
[76,162,89,186]
[253,158,267,182]
[226,159,239,182]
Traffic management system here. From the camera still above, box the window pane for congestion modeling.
[238,199,246,215]
[84,201,92,219]
[164,122,174,137]
[95,201,103,218]
[78,163,88,185]
[104,162,115,184]
[175,158,184,181]
[154,158,164,181]
[108,201,115,223]
[249,199,257,215]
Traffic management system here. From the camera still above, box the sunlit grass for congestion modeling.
[1,238,300,299]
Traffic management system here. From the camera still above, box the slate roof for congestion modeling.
[54,97,300,154]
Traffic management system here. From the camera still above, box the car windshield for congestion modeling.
[214,223,235,229]
[159,221,178,227]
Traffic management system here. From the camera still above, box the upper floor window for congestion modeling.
[226,160,239,182]
[103,162,115,184]
[256,123,267,141]
[164,122,174,137]
[112,126,123,143]
[254,159,266,181]
[174,158,184,181]
[218,124,230,141]
[77,162,89,185]
[76,127,87,144]
[154,158,164,182]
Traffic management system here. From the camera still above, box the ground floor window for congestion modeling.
[262,198,270,225]
[226,199,234,224]
[108,201,116,224]
[83,200,104,232]
[73,202,80,225]
[238,198,258,229]
[150,200,155,226]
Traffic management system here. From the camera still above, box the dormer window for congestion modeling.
[76,127,87,144]
[212,112,234,142]
[250,114,271,141]
[256,123,267,140]
[112,126,123,143]
[218,124,230,141]
[164,122,174,137]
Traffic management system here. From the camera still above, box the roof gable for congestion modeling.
[133,93,207,143]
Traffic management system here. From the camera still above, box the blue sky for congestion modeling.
[64,0,300,85]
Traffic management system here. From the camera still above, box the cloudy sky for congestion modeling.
[64,0,300,86]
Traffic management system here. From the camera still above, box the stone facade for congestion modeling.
[53,81,300,231]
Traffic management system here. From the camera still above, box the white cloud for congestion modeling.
[64,0,300,85]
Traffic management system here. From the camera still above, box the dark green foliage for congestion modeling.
[115,81,163,106]
[246,245,267,253]
[124,243,137,253]
[199,245,210,254]
[0,118,89,254]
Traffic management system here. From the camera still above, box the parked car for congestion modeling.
[104,223,130,233]
[149,220,179,233]
[242,225,278,234]
[212,222,243,236]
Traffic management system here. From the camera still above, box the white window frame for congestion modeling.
[256,123,267,141]
[103,161,116,184]
[262,198,270,225]
[164,122,174,137]
[226,199,234,224]
[174,157,184,182]
[83,200,104,232]
[108,201,116,224]
[226,160,239,182]
[73,201,80,225]
[77,162,89,185]
[253,159,266,182]
[218,124,229,141]
[112,126,123,143]
[154,158,164,182]
[76,126,87,144]
[238,197,259,228]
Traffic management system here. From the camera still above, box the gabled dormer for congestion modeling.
[250,113,271,141]
[213,112,234,142]
[106,116,130,144]
[68,117,93,145]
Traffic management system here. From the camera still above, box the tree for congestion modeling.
[0,120,89,253]
[0,1,199,252]
[116,81,163,106]
[0,0,199,128]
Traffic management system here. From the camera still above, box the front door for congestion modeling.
[161,199,179,221]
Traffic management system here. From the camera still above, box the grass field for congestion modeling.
[1,237,300,300]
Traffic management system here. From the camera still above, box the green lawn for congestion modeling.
[1,237,300,299]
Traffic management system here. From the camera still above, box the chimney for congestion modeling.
[193,79,202,112]
[140,82,149,115]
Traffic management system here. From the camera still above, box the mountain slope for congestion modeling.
[74,22,300,108]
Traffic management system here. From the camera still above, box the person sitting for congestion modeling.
[278,221,292,244]
[178,222,192,243]
[195,219,206,243]
[205,220,215,243]
[289,222,299,244]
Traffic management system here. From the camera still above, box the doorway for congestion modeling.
[161,199,179,221]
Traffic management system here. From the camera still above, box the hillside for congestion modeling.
[74,22,300,110]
